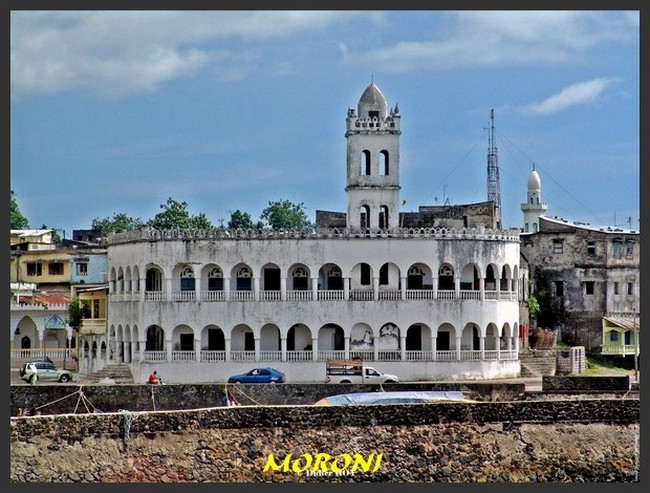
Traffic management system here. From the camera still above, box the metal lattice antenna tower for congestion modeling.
[487,108,501,228]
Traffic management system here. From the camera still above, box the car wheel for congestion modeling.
[59,374,71,383]
[29,374,38,384]
[340,380,351,384]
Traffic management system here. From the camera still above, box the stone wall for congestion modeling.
[10,399,639,483]
[542,375,631,392]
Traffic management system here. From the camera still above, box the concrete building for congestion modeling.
[520,168,640,352]
[104,82,523,384]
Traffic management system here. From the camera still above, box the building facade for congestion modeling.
[104,83,523,384]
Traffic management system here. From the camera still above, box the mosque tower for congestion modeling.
[520,164,548,233]
[345,82,402,230]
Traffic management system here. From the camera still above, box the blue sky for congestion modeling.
[10,10,640,236]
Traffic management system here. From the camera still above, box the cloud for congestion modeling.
[10,11,356,98]
[352,11,638,72]
[521,78,618,116]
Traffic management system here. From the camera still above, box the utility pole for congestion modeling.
[486,109,501,229]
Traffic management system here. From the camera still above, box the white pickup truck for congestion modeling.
[325,359,399,384]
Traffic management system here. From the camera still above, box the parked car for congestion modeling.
[227,367,285,384]
[20,362,73,383]
[19,356,54,377]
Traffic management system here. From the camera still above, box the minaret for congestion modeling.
[486,109,502,229]
[520,163,548,233]
[345,82,401,230]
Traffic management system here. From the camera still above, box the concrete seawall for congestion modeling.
[10,398,640,483]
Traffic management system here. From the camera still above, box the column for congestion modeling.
[281,335,287,362]
[344,336,350,360]
[280,277,287,301]
[454,277,460,300]
[195,336,201,363]
[456,336,462,361]
[431,334,437,361]
[194,277,201,302]
[139,278,146,302]
[165,278,172,301]
[400,276,407,300]
[224,277,231,301]
[253,277,260,301]
[166,337,173,363]
[343,277,349,301]
[479,335,485,361]
[479,277,485,301]
[312,337,318,361]
[373,277,379,301]
[311,277,318,301]
[254,337,260,362]
[400,334,406,361]
[433,277,438,299]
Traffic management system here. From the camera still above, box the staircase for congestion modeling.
[89,363,135,384]
[519,348,557,377]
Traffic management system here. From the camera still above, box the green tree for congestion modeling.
[66,298,84,332]
[10,190,29,229]
[227,209,259,230]
[147,197,213,230]
[260,199,313,231]
[92,212,145,233]
[40,224,62,244]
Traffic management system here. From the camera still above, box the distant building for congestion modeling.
[520,169,640,352]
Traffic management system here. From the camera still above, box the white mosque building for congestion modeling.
[103,82,523,383]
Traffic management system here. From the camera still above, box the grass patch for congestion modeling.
[584,354,634,376]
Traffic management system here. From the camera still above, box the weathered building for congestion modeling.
[103,82,523,384]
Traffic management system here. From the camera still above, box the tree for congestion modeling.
[66,298,84,333]
[259,199,313,231]
[147,197,213,230]
[10,190,29,229]
[92,212,145,233]
[41,224,62,244]
[227,209,260,230]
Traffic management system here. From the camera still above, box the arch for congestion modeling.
[175,264,196,292]
[350,323,374,350]
[407,263,433,290]
[202,264,224,292]
[360,150,371,175]
[260,323,281,350]
[133,265,141,292]
[406,323,432,351]
[378,205,389,229]
[125,266,132,293]
[500,264,512,291]
[461,322,481,350]
[379,262,400,289]
[145,264,164,292]
[261,262,281,291]
[435,323,457,351]
[438,263,455,290]
[14,315,38,348]
[317,324,345,351]
[287,323,312,351]
[359,204,370,229]
[318,263,343,291]
[172,324,195,351]
[378,323,400,350]
[485,263,498,291]
[201,324,226,351]
[350,262,373,289]
[288,264,310,291]
[485,323,500,350]
[117,267,125,293]
[379,150,389,176]
[109,267,117,293]
[460,263,479,291]
[231,324,255,351]
[232,263,253,291]
[145,325,165,351]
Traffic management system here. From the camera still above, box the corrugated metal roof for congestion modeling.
[603,317,639,331]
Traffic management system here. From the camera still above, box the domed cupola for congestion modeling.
[358,82,388,120]
[527,168,541,192]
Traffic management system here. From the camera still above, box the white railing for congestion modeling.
[200,290,225,302]
[286,290,313,301]
[405,350,433,361]
[405,290,435,300]
[230,350,256,362]
[436,350,457,362]
[459,290,480,300]
[259,350,282,362]
[601,345,639,356]
[483,350,500,361]
[436,290,456,300]
[317,350,345,360]
[260,291,281,302]
[143,350,167,362]
[200,350,226,362]
[171,350,196,362]
[499,291,515,301]
[484,291,499,300]
[318,290,345,301]
[349,290,373,301]
[378,290,401,301]
[10,348,74,363]
[349,350,374,360]
[286,350,313,362]
[144,291,166,301]
[377,350,401,361]
[230,291,255,301]
[460,350,482,361]
[172,291,196,302]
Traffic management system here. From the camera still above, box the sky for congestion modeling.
[10,10,640,237]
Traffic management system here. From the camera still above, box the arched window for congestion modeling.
[379,150,389,176]
[236,266,252,291]
[378,205,389,229]
[360,150,371,175]
[360,205,370,229]
[180,267,195,291]
[208,267,223,291]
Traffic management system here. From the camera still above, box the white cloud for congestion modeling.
[10,11,356,98]
[521,78,617,116]
[353,11,637,72]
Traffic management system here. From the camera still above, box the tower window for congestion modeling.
[378,205,389,229]
[360,150,371,175]
[553,239,563,254]
[555,281,564,297]
[379,150,389,176]
[369,110,379,120]
[584,281,595,295]
[587,241,596,256]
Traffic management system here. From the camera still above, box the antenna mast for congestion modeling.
[487,109,501,229]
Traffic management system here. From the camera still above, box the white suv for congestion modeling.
[20,362,73,383]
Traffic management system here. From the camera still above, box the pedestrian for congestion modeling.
[147,370,160,385]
